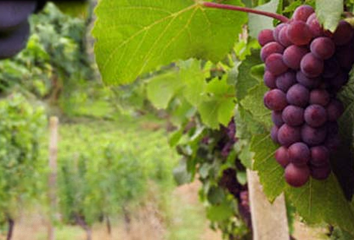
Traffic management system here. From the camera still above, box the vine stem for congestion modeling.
[203,2,289,23]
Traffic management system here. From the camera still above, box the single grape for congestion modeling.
[311,165,331,180]
[322,58,340,78]
[301,124,327,146]
[282,105,304,127]
[306,13,323,37]
[258,29,274,46]
[272,111,284,127]
[309,89,330,106]
[288,142,310,166]
[292,5,314,22]
[276,71,296,92]
[304,104,327,127]
[278,25,292,47]
[310,146,329,167]
[273,23,286,42]
[310,37,335,60]
[296,71,320,89]
[287,21,312,46]
[265,53,288,75]
[260,42,285,61]
[326,99,344,121]
[286,84,310,107]
[275,146,289,168]
[285,163,310,187]
[300,53,324,78]
[278,124,301,147]
[264,71,277,89]
[333,20,354,46]
[271,126,279,143]
[264,89,288,111]
[283,45,308,70]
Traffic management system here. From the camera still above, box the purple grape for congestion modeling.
[335,45,354,70]
[273,23,286,42]
[278,25,292,47]
[333,20,354,46]
[300,53,324,78]
[265,53,288,75]
[285,163,310,187]
[309,89,330,106]
[287,21,312,46]
[276,71,296,92]
[326,99,344,121]
[311,165,331,180]
[272,111,284,127]
[288,142,310,166]
[264,89,288,111]
[310,146,329,167]
[296,71,320,89]
[275,146,289,168]
[283,45,308,70]
[264,71,277,89]
[306,13,323,37]
[260,42,285,61]
[282,105,304,127]
[304,104,327,127]
[310,37,335,60]
[301,124,327,146]
[286,84,310,107]
[258,29,274,46]
[271,126,279,143]
[292,5,314,22]
[278,124,301,147]
[328,71,349,90]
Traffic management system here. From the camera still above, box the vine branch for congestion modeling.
[203,2,289,23]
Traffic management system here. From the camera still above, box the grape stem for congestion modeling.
[203,2,289,23]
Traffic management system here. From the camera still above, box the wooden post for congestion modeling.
[247,170,289,240]
[48,117,59,240]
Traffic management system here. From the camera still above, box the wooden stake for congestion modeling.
[247,170,289,240]
[48,117,59,240]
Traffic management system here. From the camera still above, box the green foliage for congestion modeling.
[316,0,344,32]
[93,0,247,85]
[0,94,46,220]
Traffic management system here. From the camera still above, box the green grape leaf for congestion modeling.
[206,201,235,222]
[241,82,272,129]
[316,0,343,32]
[93,0,247,85]
[198,77,235,129]
[146,71,183,109]
[173,158,192,185]
[251,134,285,201]
[234,51,263,102]
[248,0,279,38]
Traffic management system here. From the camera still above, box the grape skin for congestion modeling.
[273,23,286,42]
[271,126,279,143]
[310,37,335,60]
[304,104,327,127]
[333,20,354,46]
[275,146,289,168]
[272,111,284,127]
[310,146,329,167]
[288,142,310,166]
[276,71,296,92]
[278,25,292,47]
[283,45,308,70]
[265,53,288,75]
[264,71,277,89]
[292,5,314,22]
[260,42,284,61]
[301,124,327,146]
[306,13,323,37]
[0,1,36,30]
[258,29,274,46]
[285,163,310,187]
[326,99,344,121]
[309,89,330,106]
[296,71,320,89]
[264,89,288,111]
[278,124,301,147]
[300,53,324,78]
[286,84,310,107]
[287,21,312,46]
[282,105,304,127]
[322,58,340,78]
[311,165,331,180]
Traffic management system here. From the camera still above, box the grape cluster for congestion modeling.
[258,5,353,187]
